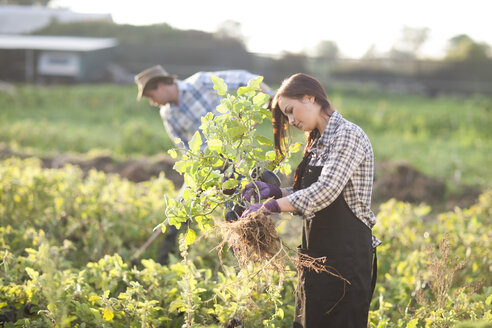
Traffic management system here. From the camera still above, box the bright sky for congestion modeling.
[50,0,492,59]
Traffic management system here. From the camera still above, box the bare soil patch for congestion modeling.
[0,147,481,210]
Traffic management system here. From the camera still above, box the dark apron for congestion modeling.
[293,165,376,328]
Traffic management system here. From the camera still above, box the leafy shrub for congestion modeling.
[0,158,491,327]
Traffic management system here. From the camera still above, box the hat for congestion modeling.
[134,65,177,101]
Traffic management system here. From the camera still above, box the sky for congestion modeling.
[50,0,492,59]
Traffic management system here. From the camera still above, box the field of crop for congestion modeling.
[1,84,491,187]
[0,83,491,327]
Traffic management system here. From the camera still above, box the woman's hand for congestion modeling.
[241,199,280,218]
[241,181,282,202]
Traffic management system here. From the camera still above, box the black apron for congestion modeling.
[293,165,376,328]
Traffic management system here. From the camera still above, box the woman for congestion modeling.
[241,73,380,327]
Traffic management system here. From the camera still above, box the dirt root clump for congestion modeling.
[217,207,351,287]
[217,209,284,269]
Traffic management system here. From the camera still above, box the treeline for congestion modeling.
[33,21,294,83]
[34,21,492,95]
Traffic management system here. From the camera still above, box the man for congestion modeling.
[135,65,273,149]
[134,65,273,264]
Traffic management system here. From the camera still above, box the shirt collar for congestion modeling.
[318,110,342,146]
[171,80,187,107]
[176,80,189,93]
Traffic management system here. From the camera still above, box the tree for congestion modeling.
[362,44,380,60]
[390,26,430,59]
[215,20,245,46]
[0,0,52,5]
[315,40,339,61]
[445,34,491,61]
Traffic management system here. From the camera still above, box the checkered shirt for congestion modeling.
[159,70,264,148]
[287,111,381,248]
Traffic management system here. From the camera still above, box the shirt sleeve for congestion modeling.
[287,129,366,218]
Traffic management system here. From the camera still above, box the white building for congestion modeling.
[0,5,112,34]
[0,34,117,82]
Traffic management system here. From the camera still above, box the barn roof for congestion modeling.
[0,34,117,52]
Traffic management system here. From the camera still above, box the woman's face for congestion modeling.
[278,95,321,132]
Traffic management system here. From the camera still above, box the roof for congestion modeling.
[0,34,117,52]
[0,5,112,34]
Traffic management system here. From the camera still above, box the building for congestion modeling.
[0,5,112,34]
[0,34,118,83]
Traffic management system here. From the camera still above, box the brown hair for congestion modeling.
[143,76,176,94]
[270,73,332,189]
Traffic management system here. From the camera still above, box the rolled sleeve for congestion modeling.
[287,129,366,218]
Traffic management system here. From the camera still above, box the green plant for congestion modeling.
[163,75,296,238]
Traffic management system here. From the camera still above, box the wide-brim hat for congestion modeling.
[134,65,177,101]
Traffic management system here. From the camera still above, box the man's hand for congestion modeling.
[241,181,282,202]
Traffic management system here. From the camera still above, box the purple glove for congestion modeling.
[241,181,282,202]
[241,199,280,218]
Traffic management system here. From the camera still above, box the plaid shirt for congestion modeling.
[287,111,381,248]
[159,70,264,148]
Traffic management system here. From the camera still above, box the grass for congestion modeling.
[0,83,491,188]
[328,86,492,188]
[0,84,172,158]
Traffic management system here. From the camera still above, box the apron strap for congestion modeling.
[370,249,378,300]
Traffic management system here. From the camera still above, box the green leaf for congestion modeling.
[276,308,284,319]
[184,174,197,190]
[200,113,213,131]
[486,293,492,306]
[216,104,228,113]
[252,111,264,123]
[406,318,419,328]
[233,101,250,113]
[189,131,202,153]
[227,126,247,139]
[25,267,39,280]
[255,135,273,146]
[89,295,100,305]
[169,216,182,230]
[237,86,255,96]
[102,307,114,321]
[222,179,239,190]
[169,299,186,313]
[185,228,196,245]
[173,160,190,174]
[289,142,302,153]
[211,75,228,95]
[253,93,270,106]
[168,149,178,159]
[265,150,276,161]
[208,139,223,152]
[248,76,263,89]
[280,163,292,176]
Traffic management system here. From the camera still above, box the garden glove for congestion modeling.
[241,199,280,218]
[241,181,282,202]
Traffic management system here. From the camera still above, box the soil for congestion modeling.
[0,146,183,186]
[0,147,481,211]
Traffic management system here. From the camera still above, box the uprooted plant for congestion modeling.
[161,75,352,325]
[162,75,297,250]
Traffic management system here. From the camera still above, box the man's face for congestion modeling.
[144,83,176,107]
